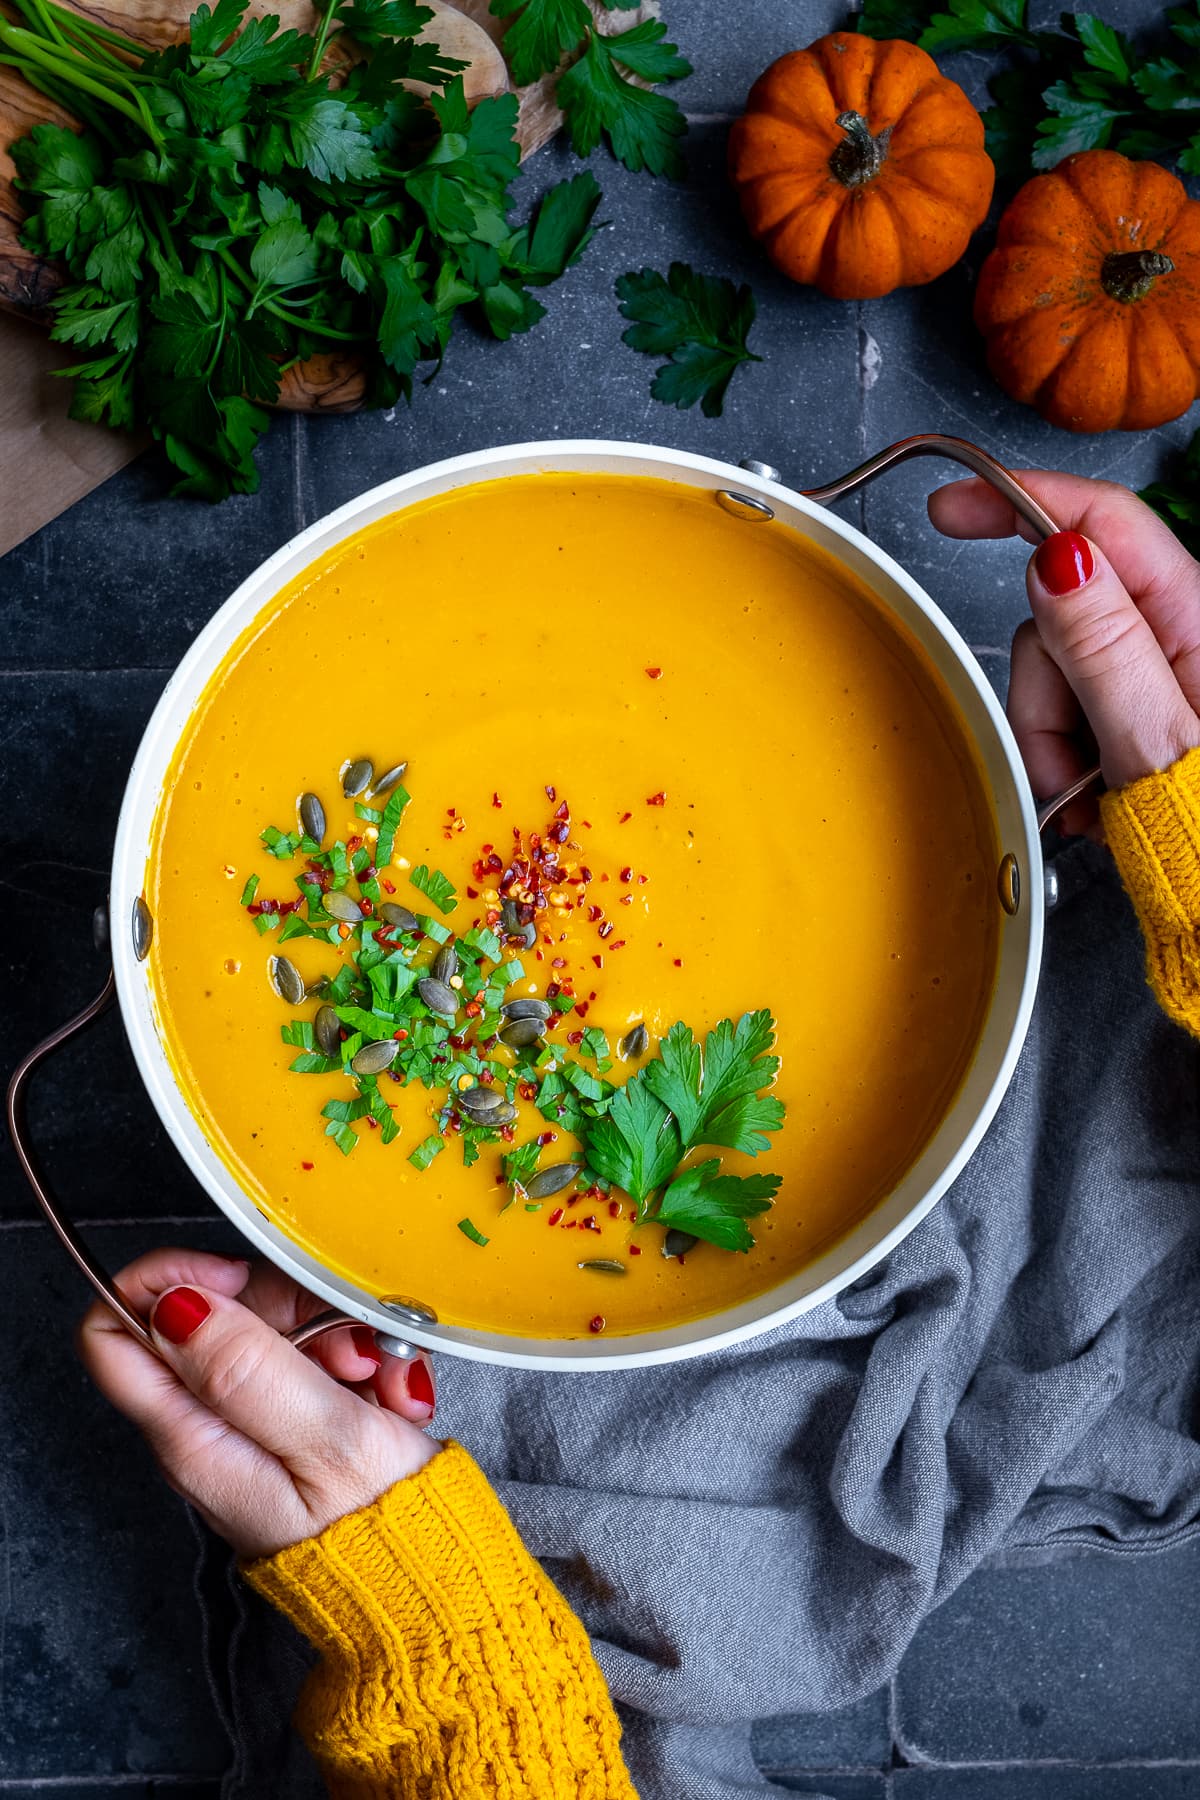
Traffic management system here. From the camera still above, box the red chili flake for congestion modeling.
[550,822,569,844]
[610,940,626,951]
[258,898,278,914]
[575,1000,590,1019]
[546,982,561,999]
[608,1199,622,1218]
[582,820,593,830]
[620,867,633,883]
[393,1028,409,1041]
[366,1115,379,1130]
[637,874,648,885]
[567,1194,583,1208]
[619,895,633,906]
[548,1208,564,1228]
[501,1125,516,1142]
[587,905,603,922]
[512,825,521,840]
[545,785,556,801]
[247,903,262,916]
[465,886,479,900]
[492,792,503,808]
[446,807,456,818]
[593,954,604,969]
[566,1029,584,1045]
[535,949,545,962]
[629,1244,642,1257]
[619,812,632,824]
[580,866,593,883]
[589,1315,606,1334]
[674,957,683,967]
[646,792,666,807]
[347,835,362,853]
[555,801,570,821]
[518,1080,537,1101]
[537,1131,556,1147]
[382,879,396,894]
[301,1160,314,1171]
[598,921,614,940]
[645,666,662,679]
[582,1216,601,1233]
[565,1220,577,1229]
[487,852,503,873]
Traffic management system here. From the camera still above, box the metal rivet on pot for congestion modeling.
[715,489,774,524]
[380,1294,439,1326]
[132,896,153,961]
[93,904,110,953]
[1044,864,1060,911]
[738,458,782,484]
[997,853,1020,916]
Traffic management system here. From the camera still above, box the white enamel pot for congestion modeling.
[14,436,1085,1373]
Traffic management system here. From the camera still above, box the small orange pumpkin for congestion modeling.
[975,149,1200,433]
[727,34,994,301]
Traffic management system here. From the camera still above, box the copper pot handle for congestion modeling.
[796,432,1104,832]
[4,965,411,1359]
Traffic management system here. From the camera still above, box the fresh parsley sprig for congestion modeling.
[489,0,691,176]
[615,262,761,417]
[586,1010,785,1251]
[1140,428,1200,560]
[6,0,602,497]
[857,0,1200,175]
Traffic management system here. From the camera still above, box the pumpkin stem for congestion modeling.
[829,110,892,188]
[1101,249,1175,304]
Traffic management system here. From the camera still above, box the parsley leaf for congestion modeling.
[409,1133,444,1170]
[655,1160,781,1253]
[490,0,591,85]
[503,1139,542,1189]
[616,263,760,417]
[587,1075,682,1204]
[409,864,458,913]
[1140,428,1200,560]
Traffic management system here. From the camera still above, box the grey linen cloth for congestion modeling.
[210,840,1200,1800]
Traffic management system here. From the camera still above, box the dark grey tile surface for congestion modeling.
[0,1223,239,1780]
[2,0,1198,1788]
[894,1773,1200,1799]
[753,1690,891,1773]
[893,1545,1200,1766]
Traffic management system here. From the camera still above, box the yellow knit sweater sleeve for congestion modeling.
[1101,743,1200,1039]
[242,1440,637,1800]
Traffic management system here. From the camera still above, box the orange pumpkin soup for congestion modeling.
[146,473,999,1338]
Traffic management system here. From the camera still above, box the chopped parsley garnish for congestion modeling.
[409,864,458,913]
[616,263,761,418]
[240,771,786,1258]
[457,1217,489,1246]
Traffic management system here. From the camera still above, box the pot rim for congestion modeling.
[111,438,1043,1371]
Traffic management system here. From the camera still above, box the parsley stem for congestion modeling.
[0,24,161,137]
[304,0,340,82]
[263,302,366,342]
[39,0,146,59]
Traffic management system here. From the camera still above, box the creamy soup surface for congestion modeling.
[147,473,999,1339]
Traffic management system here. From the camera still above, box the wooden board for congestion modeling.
[0,0,644,410]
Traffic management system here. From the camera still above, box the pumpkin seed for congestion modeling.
[501,998,552,1022]
[500,1017,544,1049]
[500,898,522,934]
[514,922,537,951]
[305,978,329,1000]
[299,791,325,844]
[525,1162,581,1199]
[379,902,420,932]
[343,758,373,798]
[270,955,306,1006]
[578,1259,627,1276]
[663,1229,699,1259]
[431,943,458,984]
[458,1085,507,1119]
[323,890,364,924]
[487,1101,518,1126]
[315,1004,342,1058]
[372,761,408,797]
[132,896,153,961]
[620,1022,650,1059]
[417,976,458,1016]
[352,1038,400,1075]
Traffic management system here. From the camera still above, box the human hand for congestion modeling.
[78,1249,438,1560]
[929,470,1200,835]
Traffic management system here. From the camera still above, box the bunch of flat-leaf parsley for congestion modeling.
[4,0,603,497]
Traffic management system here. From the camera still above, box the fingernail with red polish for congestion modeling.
[1034,530,1095,596]
[351,1326,382,1369]
[154,1287,211,1345]
[407,1358,436,1415]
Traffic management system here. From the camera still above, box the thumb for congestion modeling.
[149,1284,362,1477]
[1028,530,1200,790]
